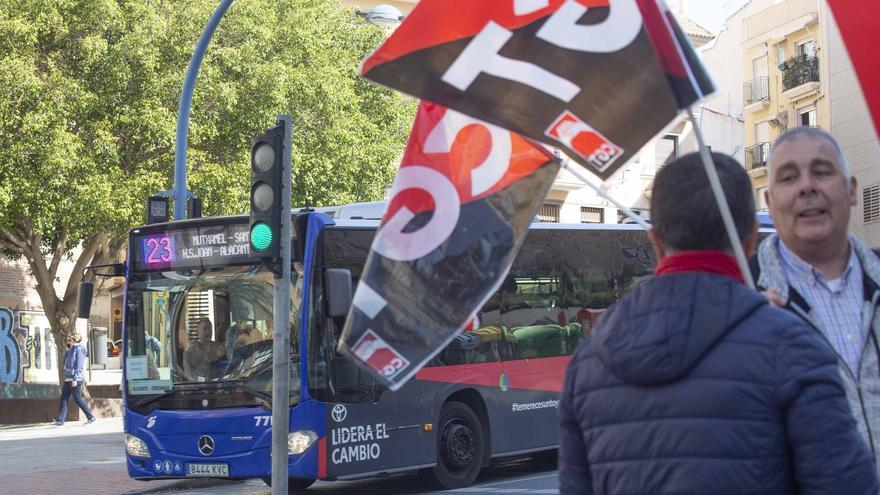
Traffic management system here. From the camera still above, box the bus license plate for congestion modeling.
[186,463,229,477]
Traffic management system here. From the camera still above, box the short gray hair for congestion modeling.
[769,127,850,180]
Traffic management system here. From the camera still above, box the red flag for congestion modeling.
[360,0,711,180]
[337,102,559,389]
[826,1,880,137]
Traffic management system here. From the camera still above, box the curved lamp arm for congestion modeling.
[172,0,235,220]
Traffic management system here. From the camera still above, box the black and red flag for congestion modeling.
[337,102,559,389]
[826,0,880,137]
[360,0,714,181]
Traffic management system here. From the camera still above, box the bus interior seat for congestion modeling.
[512,324,565,359]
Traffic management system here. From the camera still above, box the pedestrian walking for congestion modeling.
[753,126,880,478]
[558,151,878,494]
[50,332,96,427]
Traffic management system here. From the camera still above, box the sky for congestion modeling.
[677,0,750,34]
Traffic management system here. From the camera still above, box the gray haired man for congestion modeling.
[753,126,880,475]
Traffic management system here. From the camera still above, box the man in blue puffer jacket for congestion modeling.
[558,152,878,494]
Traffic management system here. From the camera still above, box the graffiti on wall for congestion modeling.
[0,308,23,383]
[0,308,56,384]
[19,311,56,383]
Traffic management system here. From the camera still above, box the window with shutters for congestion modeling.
[618,209,644,224]
[864,185,880,223]
[581,207,604,224]
[538,202,561,223]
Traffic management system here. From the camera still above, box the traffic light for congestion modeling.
[250,123,285,259]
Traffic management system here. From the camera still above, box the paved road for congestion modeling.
[0,418,196,495]
[0,418,559,494]
[169,453,559,495]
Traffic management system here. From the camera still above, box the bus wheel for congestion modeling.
[261,477,316,493]
[429,401,485,489]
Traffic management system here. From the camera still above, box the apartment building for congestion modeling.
[735,0,878,248]
[741,0,827,212]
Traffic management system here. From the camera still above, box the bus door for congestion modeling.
[494,230,569,453]
[308,223,435,478]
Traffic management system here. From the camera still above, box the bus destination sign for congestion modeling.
[134,223,252,270]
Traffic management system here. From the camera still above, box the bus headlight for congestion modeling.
[126,434,151,458]
[288,430,317,455]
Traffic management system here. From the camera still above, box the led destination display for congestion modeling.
[132,222,253,271]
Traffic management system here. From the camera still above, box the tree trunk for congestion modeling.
[23,230,115,390]
[1,221,123,401]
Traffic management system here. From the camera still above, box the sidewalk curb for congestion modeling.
[124,478,246,494]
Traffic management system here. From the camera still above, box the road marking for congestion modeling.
[85,459,125,465]
[451,489,558,494]
[476,473,558,487]
[451,489,506,493]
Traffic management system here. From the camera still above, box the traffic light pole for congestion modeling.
[270,115,292,495]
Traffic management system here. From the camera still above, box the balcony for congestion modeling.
[743,77,770,113]
[745,143,770,177]
[781,55,820,100]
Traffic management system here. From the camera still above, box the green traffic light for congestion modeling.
[250,222,273,251]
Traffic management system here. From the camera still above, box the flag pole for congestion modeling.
[558,160,652,230]
[686,107,755,289]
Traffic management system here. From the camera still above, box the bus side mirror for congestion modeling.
[78,282,94,319]
[325,268,352,318]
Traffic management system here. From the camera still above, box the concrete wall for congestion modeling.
[0,383,122,424]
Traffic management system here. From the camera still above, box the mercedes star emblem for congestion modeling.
[198,435,215,456]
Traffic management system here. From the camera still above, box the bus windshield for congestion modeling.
[125,264,301,408]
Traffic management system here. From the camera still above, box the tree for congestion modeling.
[0,0,416,383]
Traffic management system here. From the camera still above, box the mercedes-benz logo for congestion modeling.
[331,404,347,423]
[198,435,215,456]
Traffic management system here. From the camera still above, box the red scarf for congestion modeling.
[654,250,745,284]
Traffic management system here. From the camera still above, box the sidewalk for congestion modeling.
[0,415,124,441]
[0,418,240,494]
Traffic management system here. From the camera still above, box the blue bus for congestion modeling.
[118,205,655,491]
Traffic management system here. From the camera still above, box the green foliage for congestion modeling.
[778,54,819,91]
[0,0,415,257]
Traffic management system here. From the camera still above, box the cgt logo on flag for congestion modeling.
[545,110,623,173]
[351,330,410,380]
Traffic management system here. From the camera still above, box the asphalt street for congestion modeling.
[0,418,559,494]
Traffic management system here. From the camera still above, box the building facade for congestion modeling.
[698,0,782,169]
[736,0,878,248]
[0,253,112,386]
[741,0,827,211]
